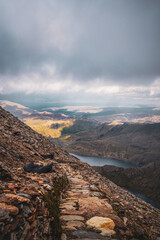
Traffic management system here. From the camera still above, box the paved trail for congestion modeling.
[59,163,120,240]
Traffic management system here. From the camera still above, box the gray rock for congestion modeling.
[60,215,84,221]
[17,193,32,199]
[61,233,67,240]
[23,205,32,217]
[72,230,108,239]
[0,208,10,221]
[0,161,12,180]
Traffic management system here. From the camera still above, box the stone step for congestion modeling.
[60,163,118,240]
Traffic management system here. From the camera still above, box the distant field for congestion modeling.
[24,117,74,138]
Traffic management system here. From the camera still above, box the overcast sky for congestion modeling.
[0,0,160,105]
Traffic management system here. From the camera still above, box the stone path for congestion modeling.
[59,163,120,240]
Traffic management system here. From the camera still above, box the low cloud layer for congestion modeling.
[0,0,160,104]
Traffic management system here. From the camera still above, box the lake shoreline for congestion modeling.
[70,152,137,168]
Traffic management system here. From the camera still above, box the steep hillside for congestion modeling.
[61,119,99,135]
[93,162,160,205]
[0,106,160,239]
[59,122,160,166]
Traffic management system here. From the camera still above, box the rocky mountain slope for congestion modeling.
[93,162,160,205]
[59,122,160,166]
[0,106,160,239]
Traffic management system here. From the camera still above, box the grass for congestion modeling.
[60,135,71,140]
[43,174,68,240]
[24,117,74,138]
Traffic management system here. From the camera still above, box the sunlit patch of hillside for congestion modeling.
[24,118,74,138]
[108,121,123,125]
[0,100,28,109]
[130,115,160,123]
[60,135,71,140]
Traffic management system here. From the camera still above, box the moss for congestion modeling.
[125,211,131,217]
[132,228,150,240]
[112,205,118,213]
[143,229,150,239]
[44,191,61,240]
[43,174,68,240]
[52,174,68,195]
[153,211,159,217]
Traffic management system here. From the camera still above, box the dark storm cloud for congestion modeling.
[0,0,160,85]
[0,0,61,74]
[61,0,160,83]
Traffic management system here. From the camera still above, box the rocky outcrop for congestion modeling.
[0,106,160,239]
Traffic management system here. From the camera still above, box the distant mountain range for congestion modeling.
[1,100,160,124]
[0,100,69,120]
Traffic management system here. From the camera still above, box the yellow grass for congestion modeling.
[24,117,74,138]
[108,121,123,126]
[60,135,71,140]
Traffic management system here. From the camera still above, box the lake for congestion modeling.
[70,153,136,168]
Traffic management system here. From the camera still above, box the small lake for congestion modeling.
[70,153,136,168]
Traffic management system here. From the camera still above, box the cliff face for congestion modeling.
[0,106,160,240]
